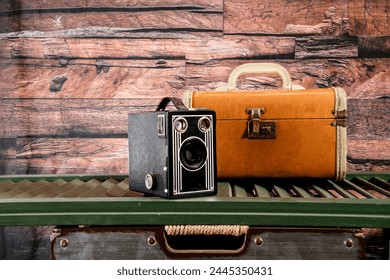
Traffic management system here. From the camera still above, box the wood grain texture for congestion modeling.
[0,59,186,98]
[347,98,390,140]
[0,0,223,10]
[15,138,127,159]
[185,59,390,99]
[348,140,390,161]
[1,9,222,30]
[0,160,25,175]
[0,0,223,36]
[0,9,222,38]
[0,37,295,60]
[0,157,129,175]
[295,37,358,58]
[0,98,156,138]
[358,36,390,58]
[0,98,387,139]
[224,0,390,36]
[0,138,16,159]
[347,140,390,172]
[1,137,128,175]
[0,27,221,39]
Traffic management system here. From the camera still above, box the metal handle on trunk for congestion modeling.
[163,225,249,254]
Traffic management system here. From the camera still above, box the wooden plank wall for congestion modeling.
[0,0,389,175]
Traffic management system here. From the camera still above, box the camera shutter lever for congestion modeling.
[156,97,188,111]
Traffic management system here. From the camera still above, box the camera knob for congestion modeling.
[145,174,155,190]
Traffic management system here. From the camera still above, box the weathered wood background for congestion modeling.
[0,0,389,175]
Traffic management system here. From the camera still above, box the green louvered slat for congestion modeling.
[254,184,271,197]
[121,189,145,197]
[370,177,390,189]
[105,178,143,197]
[327,180,356,199]
[342,180,377,199]
[292,185,312,198]
[312,185,335,198]
[36,179,85,198]
[272,185,291,198]
[217,182,233,197]
[0,173,389,228]
[0,180,16,194]
[104,178,133,197]
[56,179,101,198]
[15,179,68,198]
[58,179,102,198]
[1,180,51,198]
[233,184,250,197]
[345,173,390,181]
[79,179,126,197]
[352,177,390,198]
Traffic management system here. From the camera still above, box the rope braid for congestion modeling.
[164,225,249,237]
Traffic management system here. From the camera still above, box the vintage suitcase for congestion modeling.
[184,63,347,180]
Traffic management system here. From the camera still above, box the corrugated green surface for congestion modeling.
[0,173,389,227]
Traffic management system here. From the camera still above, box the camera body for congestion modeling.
[128,108,216,198]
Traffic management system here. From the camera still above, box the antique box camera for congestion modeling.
[128,98,217,198]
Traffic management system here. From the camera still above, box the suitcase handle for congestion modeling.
[163,225,248,254]
[224,63,294,90]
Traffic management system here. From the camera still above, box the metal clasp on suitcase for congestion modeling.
[246,107,277,139]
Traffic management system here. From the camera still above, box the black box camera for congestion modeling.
[128,97,217,198]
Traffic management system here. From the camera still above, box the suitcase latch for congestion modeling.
[246,107,276,139]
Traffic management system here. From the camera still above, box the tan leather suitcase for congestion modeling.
[184,63,347,180]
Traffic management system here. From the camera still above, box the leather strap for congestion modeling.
[156,97,188,111]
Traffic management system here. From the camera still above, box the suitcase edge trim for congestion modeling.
[335,87,347,181]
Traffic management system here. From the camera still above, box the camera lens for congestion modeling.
[173,117,188,133]
[180,137,207,171]
[198,117,212,132]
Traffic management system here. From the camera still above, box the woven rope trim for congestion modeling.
[164,225,249,237]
